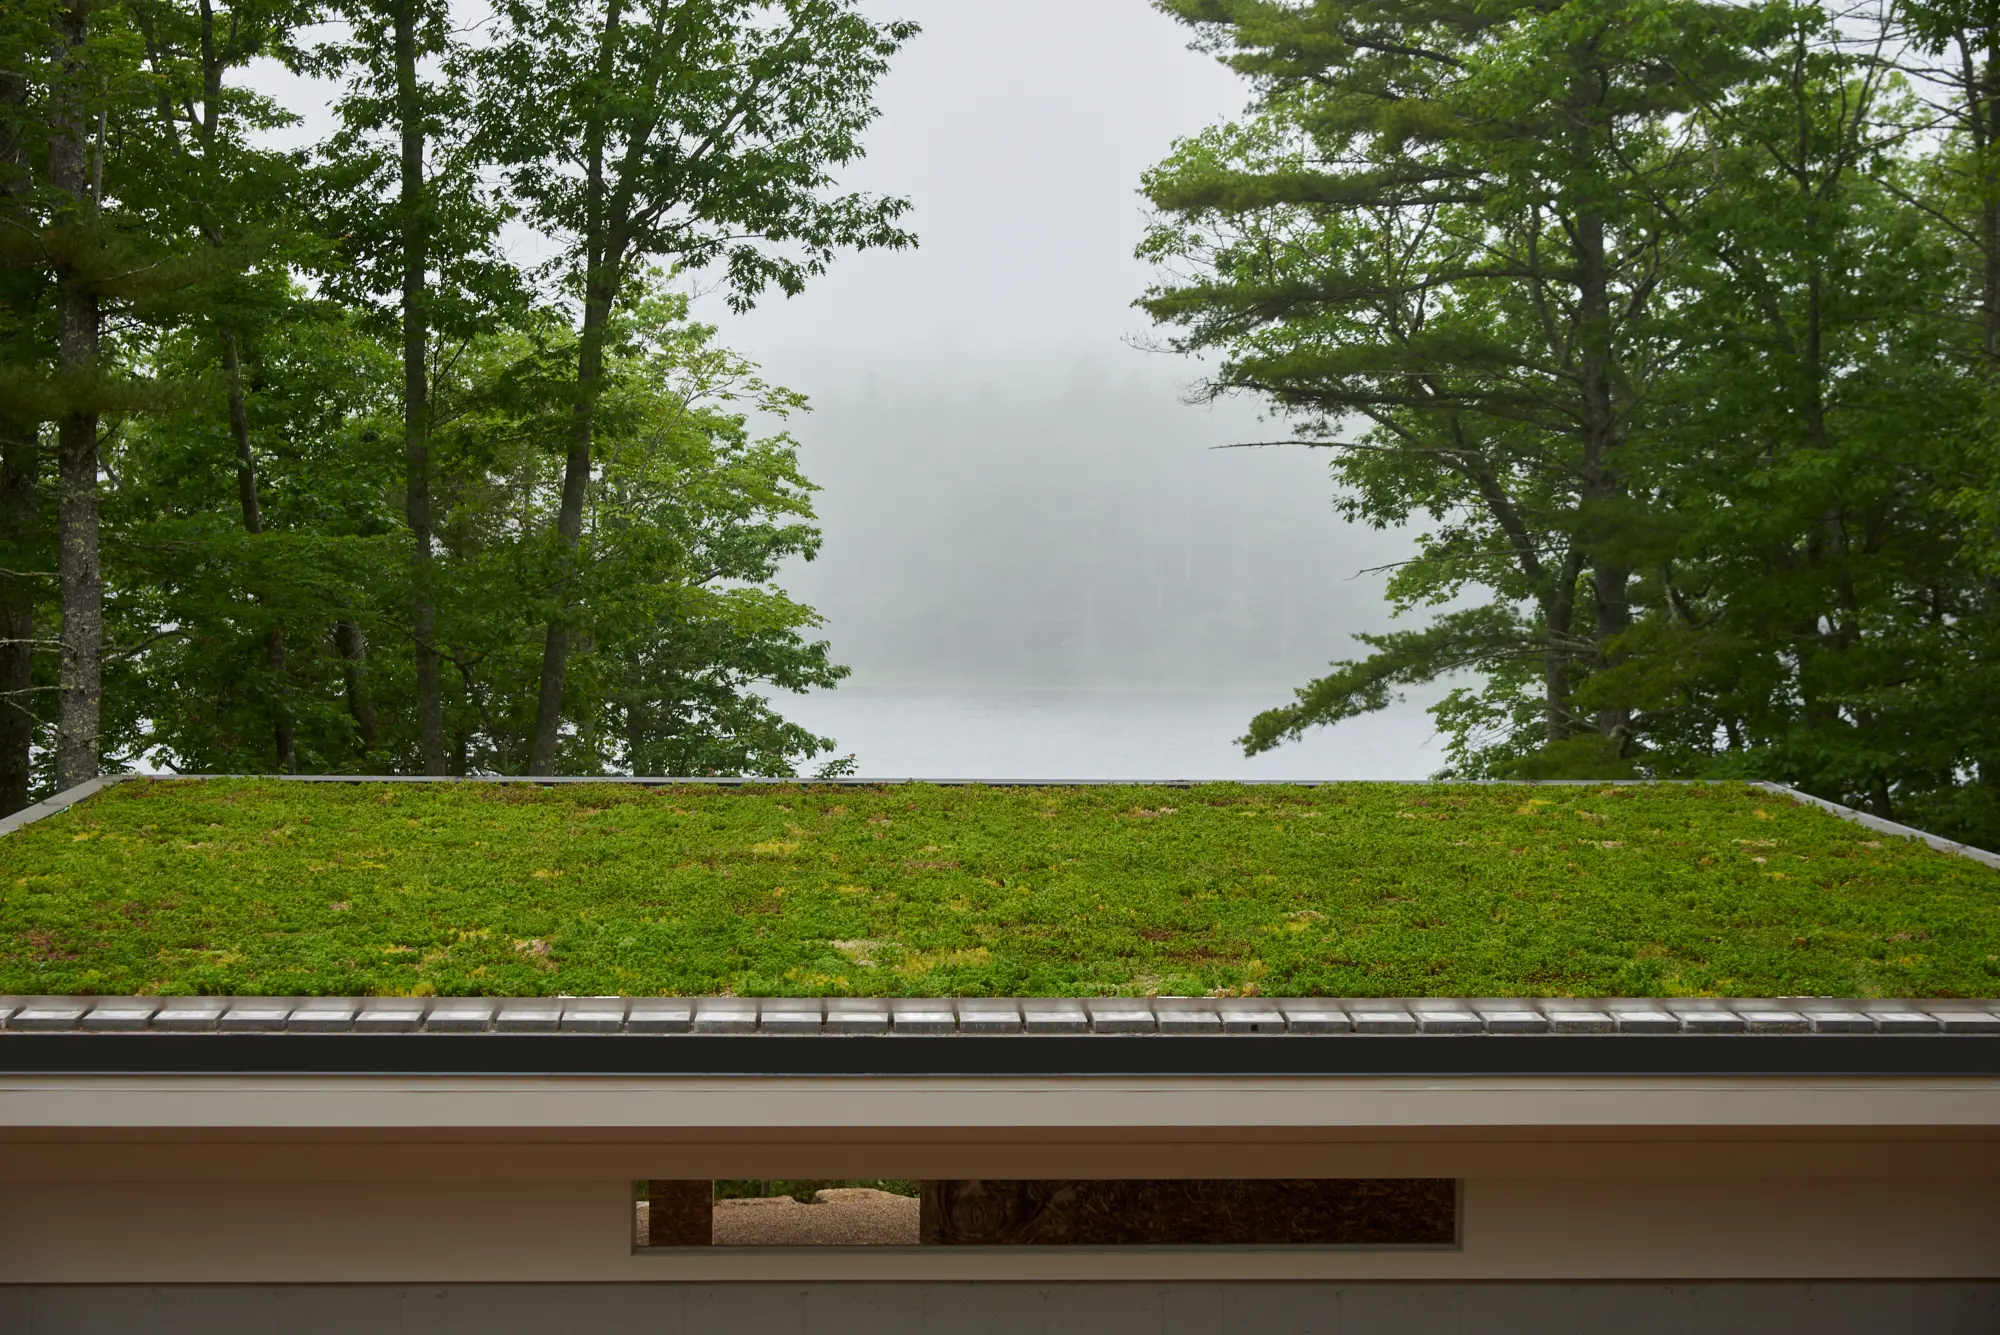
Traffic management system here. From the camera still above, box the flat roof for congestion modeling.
[7,775,2000,1000]
[5,775,1996,1076]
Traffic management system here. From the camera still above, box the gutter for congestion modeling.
[3,994,1995,1078]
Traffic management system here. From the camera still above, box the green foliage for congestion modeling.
[0,0,891,798]
[469,0,915,773]
[308,0,521,343]
[5,777,1997,998]
[110,281,846,776]
[477,0,918,310]
[1140,0,2000,844]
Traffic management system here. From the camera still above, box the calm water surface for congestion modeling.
[773,686,1444,782]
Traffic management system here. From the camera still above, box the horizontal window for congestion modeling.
[636,1178,1456,1248]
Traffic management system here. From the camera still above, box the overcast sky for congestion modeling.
[703,0,1248,359]
[686,0,1419,691]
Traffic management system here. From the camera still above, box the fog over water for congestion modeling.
[768,352,1415,692]
[705,2,1446,774]
[756,354,1446,779]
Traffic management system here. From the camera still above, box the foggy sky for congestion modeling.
[705,0,1420,689]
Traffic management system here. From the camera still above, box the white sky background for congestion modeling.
[709,0,1242,359]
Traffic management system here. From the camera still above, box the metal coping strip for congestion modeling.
[4,995,1995,1037]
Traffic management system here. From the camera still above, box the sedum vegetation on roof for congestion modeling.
[1,778,1995,999]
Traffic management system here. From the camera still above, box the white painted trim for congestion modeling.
[3,1072,1996,1131]
[5,1175,1998,1283]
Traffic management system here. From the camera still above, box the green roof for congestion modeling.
[2,778,1996,999]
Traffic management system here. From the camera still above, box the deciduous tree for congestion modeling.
[477,0,914,772]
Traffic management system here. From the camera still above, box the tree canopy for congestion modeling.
[1141,0,2000,845]
[0,0,911,804]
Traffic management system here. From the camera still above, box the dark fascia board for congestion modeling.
[1,1032,1996,1078]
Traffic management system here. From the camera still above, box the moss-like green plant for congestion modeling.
[2,778,1995,997]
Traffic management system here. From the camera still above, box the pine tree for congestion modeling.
[1139,0,1753,773]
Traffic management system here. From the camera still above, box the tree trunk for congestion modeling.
[1869,772,1895,822]
[1457,442,1576,745]
[55,372,99,791]
[1985,178,1999,367]
[1573,199,1631,742]
[0,67,40,813]
[625,693,647,775]
[0,420,36,814]
[527,288,606,774]
[335,619,376,752]
[264,626,293,769]
[1574,196,1627,733]
[529,0,625,775]
[222,333,295,772]
[395,0,446,776]
[1544,550,1583,745]
[1565,51,1632,748]
[224,334,259,533]
[1977,39,2000,368]
[51,0,100,792]
[528,273,613,775]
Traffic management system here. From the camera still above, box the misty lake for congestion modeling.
[774,686,1444,782]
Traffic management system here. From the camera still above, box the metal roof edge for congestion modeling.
[5,995,1995,1077]
[0,773,135,839]
[5,994,1995,1038]
[1751,781,2000,869]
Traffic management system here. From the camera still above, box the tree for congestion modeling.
[109,297,400,774]
[1629,6,2000,839]
[0,0,872,801]
[10,0,169,792]
[404,283,848,776]
[0,11,52,811]
[125,0,321,772]
[1897,0,2000,835]
[1141,0,2000,842]
[47,0,107,792]
[116,280,849,780]
[314,0,518,774]
[1,0,305,797]
[1900,0,2000,366]
[477,0,915,773]
[563,287,849,775]
[1139,0,1753,776]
